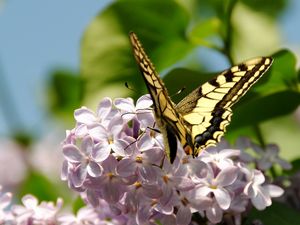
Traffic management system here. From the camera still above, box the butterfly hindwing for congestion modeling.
[176,57,273,156]
[129,32,273,162]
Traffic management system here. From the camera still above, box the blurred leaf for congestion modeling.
[241,0,288,17]
[245,202,299,225]
[18,171,61,202]
[81,0,193,104]
[72,196,85,213]
[232,2,280,60]
[188,18,222,47]
[231,91,300,129]
[255,49,298,95]
[48,69,83,120]
[284,158,300,175]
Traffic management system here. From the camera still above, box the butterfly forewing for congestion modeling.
[129,32,191,163]
[176,57,273,156]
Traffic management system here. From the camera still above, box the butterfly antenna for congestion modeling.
[125,82,140,94]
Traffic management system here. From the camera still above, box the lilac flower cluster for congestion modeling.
[61,95,285,225]
[0,186,117,225]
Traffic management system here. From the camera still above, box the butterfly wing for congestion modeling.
[129,32,192,163]
[176,57,273,156]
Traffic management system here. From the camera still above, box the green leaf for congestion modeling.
[284,158,300,175]
[245,202,300,225]
[254,50,299,95]
[72,196,85,214]
[81,0,193,103]
[188,18,222,47]
[47,69,83,121]
[241,0,288,17]
[18,171,63,202]
[163,68,215,104]
[230,91,300,129]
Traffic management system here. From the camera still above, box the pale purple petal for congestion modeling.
[74,107,96,124]
[218,149,240,158]
[111,139,128,156]
[215,166,238,186]
[117,158,137,177]
[101,155,118,173]
[109,117,124,135]
[81,136,93,155]
[213,188,231,210]
[102,181,124,204]
[139,164,158,183]
[206,202,223,224]
[92,142,111,162]
[265,184,284,197]
[136,204,152,225]
[138,134,155,151]
[194,185,212,197]
[251,187,271,210]
[63,144,84,163]
[143,183,163,199]
[173,177,195,191]
[257,158,272,170]
[137,112,155,130]
[136,94,153,110]
[276,158,292,170]
[61,160,69,180]
[88,123,107,141]
[114,97,135,112]
[244,182,257,197]
[253,170,265,185]
[96,97,112,119]
[87,161,103,177]
[75,124,88,137]
[176,206,191,225]
[0,192,12,209]
[71,165,87,187]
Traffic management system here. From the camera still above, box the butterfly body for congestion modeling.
[129,32,273,163]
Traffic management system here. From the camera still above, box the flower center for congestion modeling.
[108,136,114,145]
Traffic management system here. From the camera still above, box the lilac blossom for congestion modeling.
[243,168,284,210]
[60,95,286,225]
[12,194,62,224]
[58,206,100,225]
[114,95,154,130]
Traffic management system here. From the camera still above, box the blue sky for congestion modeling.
[0,0,299,136]
[0,0,111,135]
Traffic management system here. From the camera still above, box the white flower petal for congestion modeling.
[22,195,38,209]
[213,188,231,210]
[265,184,284,198]
[206,202,223,224]
[251,186,270,210]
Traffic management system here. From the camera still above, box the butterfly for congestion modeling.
[129,32,273,163]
